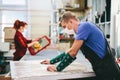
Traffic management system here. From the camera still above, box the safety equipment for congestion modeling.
[50,52,65,64]
[56,53,76,71]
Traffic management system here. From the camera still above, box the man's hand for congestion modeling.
[41,60,57,72]
[47,65,57,72]
[40,60,50,64]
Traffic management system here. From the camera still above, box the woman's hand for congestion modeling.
[33,41,38,44]
[40,59,50,64]
[47,65,57,72]
[28,41,39,47]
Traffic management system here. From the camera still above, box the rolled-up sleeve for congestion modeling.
[26,39,32,43]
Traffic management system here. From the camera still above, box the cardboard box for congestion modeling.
[0,76,4,80]
[4,27,16,40]
[4,72,11,80]
[4,76,11,80]
[0,75,11,80]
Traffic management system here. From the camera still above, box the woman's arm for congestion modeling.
[27,41,38,47]
[18,36,38,48]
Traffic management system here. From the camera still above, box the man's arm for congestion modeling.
[47,40,84,72]
[67,40,84,57]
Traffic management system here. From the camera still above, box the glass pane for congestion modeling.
[2,0,26,5]
[2,11,27,27]
[1,11,27,41]
[116,14,120,58]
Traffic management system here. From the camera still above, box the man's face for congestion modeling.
[61,20,73,30]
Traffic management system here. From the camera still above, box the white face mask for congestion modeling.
[67,24,76,33]
[24,28,27,33]
[64,28,75,35]
[22,29,27,37]
[21,26,27,37]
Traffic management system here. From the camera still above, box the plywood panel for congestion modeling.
[10,61,95,80]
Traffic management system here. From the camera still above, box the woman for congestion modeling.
[13,20,38,61]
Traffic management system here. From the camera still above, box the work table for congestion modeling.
[10,49,96,80]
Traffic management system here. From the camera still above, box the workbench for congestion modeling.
[0,42,10,74]
[10,49,96,80]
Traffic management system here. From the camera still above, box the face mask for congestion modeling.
[22,29,27,37]
[67,24,76,34]
[64,28,75,35]
[23,28,28,34]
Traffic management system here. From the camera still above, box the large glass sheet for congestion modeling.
[115,13,120,58]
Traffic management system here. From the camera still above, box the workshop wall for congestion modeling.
[27,0,53,39]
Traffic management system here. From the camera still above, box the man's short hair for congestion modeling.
[60,11,78,23]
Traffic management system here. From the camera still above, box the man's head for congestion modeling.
[60,11,79,31]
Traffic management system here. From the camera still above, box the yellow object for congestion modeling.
[34,42,41,50]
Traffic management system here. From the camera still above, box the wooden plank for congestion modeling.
[10,60,95,80]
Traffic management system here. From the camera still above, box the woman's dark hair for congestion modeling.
[13,20,27,30]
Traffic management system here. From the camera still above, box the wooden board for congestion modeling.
[10,60,95,80]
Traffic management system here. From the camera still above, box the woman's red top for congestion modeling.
[13,31,32,60]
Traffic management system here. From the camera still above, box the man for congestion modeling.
[41,11,120,80]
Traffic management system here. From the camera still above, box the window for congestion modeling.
[0,0,27,42]
[2,0,26,5]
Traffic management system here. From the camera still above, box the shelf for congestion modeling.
[59,38,74,41]
[64,8,85,12]
[60,7,92,14]
[59,38,74,47]
[96,21,111,25]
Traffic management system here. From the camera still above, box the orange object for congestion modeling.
[34,42,41,49]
